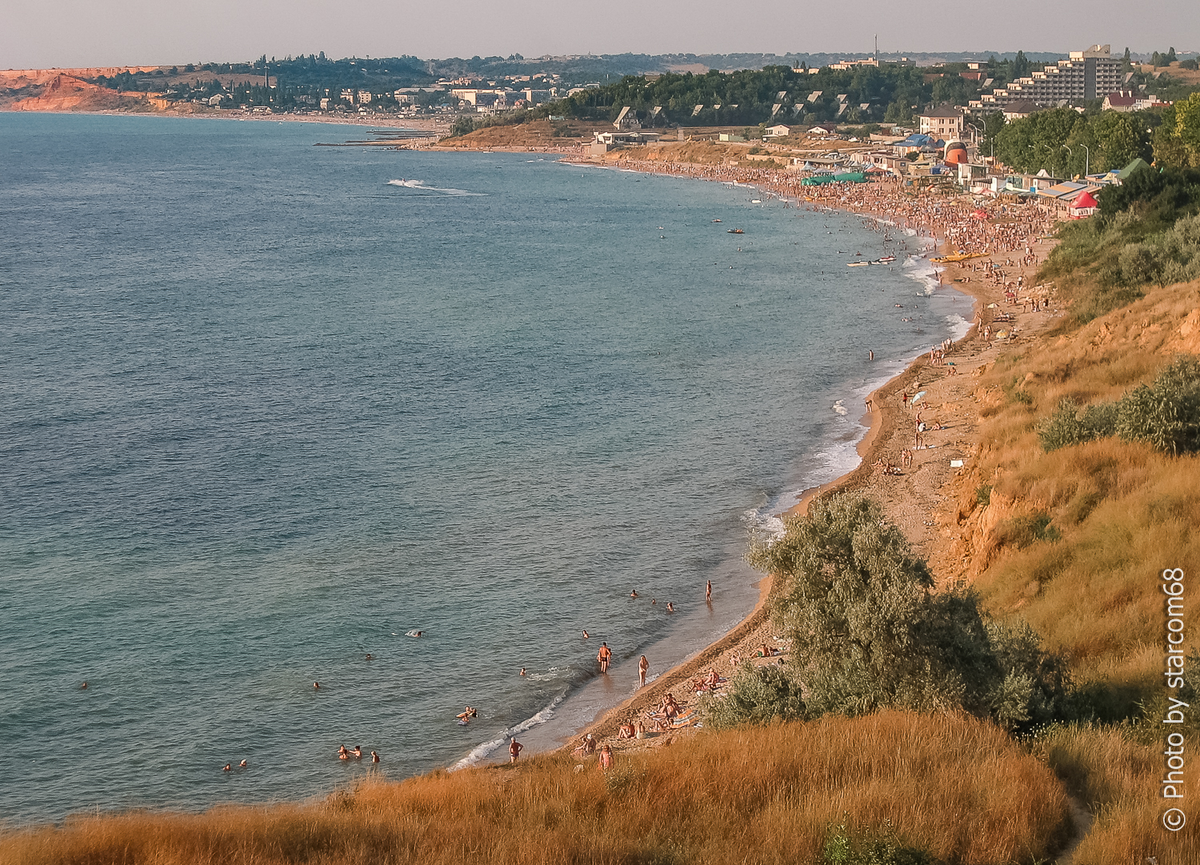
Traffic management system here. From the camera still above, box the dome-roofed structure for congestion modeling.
[943,140,969,165]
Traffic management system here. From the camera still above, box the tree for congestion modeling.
[1012,50,1031,79]
[1089,111,1152,172]
[745,495,1068,727]
[995,107,1083,173]
[447,116,477,138]
[1153,96,1200,168]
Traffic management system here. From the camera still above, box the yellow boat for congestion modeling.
[931,252,986,263]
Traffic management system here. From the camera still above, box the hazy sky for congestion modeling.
[1,0,1196,69]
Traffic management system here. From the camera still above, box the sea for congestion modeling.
[0,113,973,824]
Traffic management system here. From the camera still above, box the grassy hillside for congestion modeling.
[0,712,1070,865]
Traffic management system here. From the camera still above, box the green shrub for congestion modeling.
[1039,399,1119,451]
[701,661,806,729]
[976,484,992,507]
[1116,355,1200,454]
[823,824,935,865]
[1039,399,1088,451]
[1118,242,1165,285]
[987,620,1072,730]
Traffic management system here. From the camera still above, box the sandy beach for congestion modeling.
[562,154,1062,758]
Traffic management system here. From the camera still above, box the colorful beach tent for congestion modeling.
[1117,158,1151,181]
[1069,190,1098,219]
[801,172,868,185]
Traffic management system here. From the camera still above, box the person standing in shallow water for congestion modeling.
[639,655,649,687]
[597,641,612,673]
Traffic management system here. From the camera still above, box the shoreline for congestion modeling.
[551,155,1059,757]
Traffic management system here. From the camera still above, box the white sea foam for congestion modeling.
[386,179,483,196]
[903,253,942,296]
[450,692,566,770]
[832,399,848,416]
[945,313,973,341]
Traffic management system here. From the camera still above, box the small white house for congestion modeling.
[765,124,791,138]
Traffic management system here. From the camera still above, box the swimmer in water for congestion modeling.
[666,602,675,613]
[519,667,527,676]
[706,580,712,602]
[630,589,638,598]
[223,763,232,772]
[582,630,589,639]
[353,746,363,759]
[314,682,320,690]
[456,706,477,722]
[371,750,379,763]
[239,760,247,768]
[80,682,88,690]
[365,653,372,660]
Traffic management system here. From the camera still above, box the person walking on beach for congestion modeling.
[639,655,649,687]
[508,738,523,763]
[597,642,612,673]
[599,744,613,771]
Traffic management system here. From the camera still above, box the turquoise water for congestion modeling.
[0,113,972,823]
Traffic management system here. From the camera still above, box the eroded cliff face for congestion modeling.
[0,68,158,112]
[10,74,118,111]
[941,290,1200,587]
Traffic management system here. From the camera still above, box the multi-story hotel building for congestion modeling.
[969,45,1125,111]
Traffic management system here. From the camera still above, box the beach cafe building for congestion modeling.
[1069,190,1099,218]
[1037,180,1104,215]
[590,130,661,155]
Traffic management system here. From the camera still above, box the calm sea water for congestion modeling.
[0,113,972,823]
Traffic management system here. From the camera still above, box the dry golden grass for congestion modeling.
[0,711,1071,865]
[964,281,1200,690]
[952,280,1200,864]
[1032,725,1200,864]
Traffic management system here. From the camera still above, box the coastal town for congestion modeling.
[6,42,1194,216]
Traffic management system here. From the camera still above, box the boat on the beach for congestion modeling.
[932,252,985,263]
[876,255,896,263]
[847,261,870,267]
[727,228,744,234]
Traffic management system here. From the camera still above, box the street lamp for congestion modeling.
[967,121,994,161]
[1061,143,1074,176]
